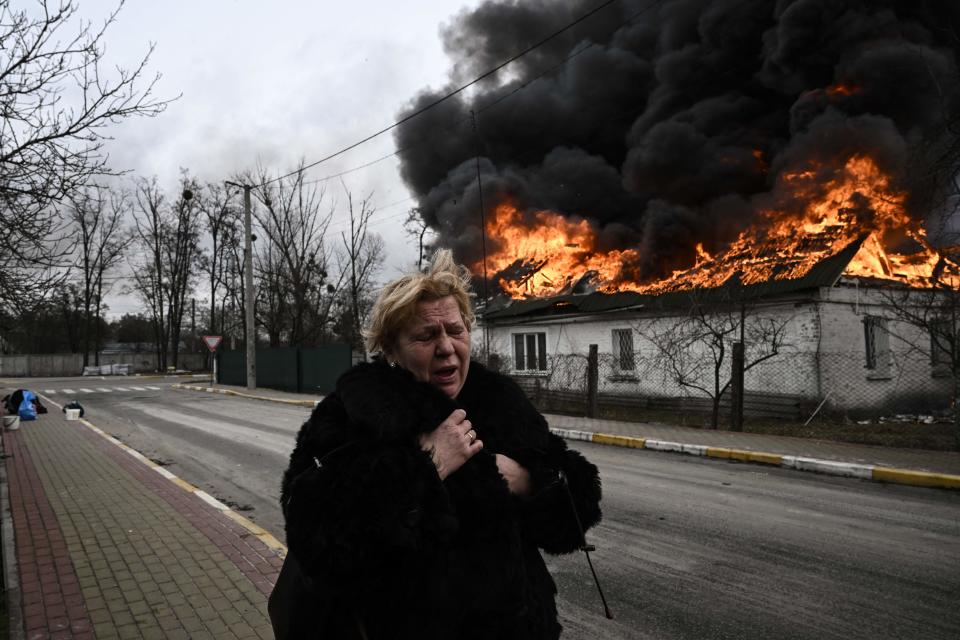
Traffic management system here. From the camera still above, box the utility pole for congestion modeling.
[731,297,746,431]
[471,110,491,365]
[242,185,256,390]
[226,181,257,390]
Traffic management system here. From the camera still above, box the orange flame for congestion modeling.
[481,205,640,297]
[479,155,954,298]
[752,149,768,174]
[825,81,858,98]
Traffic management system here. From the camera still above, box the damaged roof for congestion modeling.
[481,235,862,321]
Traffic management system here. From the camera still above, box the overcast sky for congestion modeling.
[75,0,481,316]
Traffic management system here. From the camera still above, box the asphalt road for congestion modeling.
[23,379,960,639]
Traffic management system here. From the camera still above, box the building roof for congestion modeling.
[481,236,863,322]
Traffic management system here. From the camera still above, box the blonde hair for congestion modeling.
[364,249,475,356]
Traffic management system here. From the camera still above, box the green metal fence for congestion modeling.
[217,350,246,386]
[299,345,353,395]
[216,344,352,394]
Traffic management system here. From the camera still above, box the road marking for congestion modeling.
[871,467,960,488]
[645,439,685,453]
[171,383,322,407]
[593,433,646,449]
[113,386,130,391]
[79,388,94,394]
[145,386,161,391]
[43,389,57,394]
[706,447,782,465]
[96,388,112,392]
[129,386,147,391]
[195,491,228,511]
[61,388,74,394]
[781,456,873,479]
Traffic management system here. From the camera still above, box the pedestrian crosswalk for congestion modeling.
[43,385,162,395]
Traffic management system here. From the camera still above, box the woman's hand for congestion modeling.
[495,454,532,497]
[419,409,483,480]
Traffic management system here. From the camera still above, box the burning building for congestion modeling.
[395,1,960,419]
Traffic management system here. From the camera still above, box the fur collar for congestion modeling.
[334,359,459,441]
[330,359,549,453]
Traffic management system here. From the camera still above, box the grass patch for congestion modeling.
[742,419,956,450]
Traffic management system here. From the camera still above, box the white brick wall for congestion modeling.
[482,284,953,415]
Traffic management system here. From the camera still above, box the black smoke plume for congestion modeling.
[395,0,960,284]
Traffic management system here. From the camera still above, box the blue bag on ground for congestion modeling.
[18,390,37,421]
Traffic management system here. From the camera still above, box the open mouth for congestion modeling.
[433,366,458,383]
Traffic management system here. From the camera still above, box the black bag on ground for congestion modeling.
[3,389,46,415]
[4,390,23,414]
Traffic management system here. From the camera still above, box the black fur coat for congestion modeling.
[280,360,602,639]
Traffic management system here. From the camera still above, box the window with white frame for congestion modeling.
[513,332,547,371]
[863,316,890,376]
[612,329,635,373]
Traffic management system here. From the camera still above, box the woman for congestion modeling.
[279,250,602,639]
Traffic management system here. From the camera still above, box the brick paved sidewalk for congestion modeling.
[1,407,282,640]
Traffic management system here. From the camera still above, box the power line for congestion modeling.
[234,2,664,246]
[273,0,662,193]
[300,152,400,188]
[271,41,593,191]
[258,0,620,188]
[317,195,417,237]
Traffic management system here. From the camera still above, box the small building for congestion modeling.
[480,243,955,421]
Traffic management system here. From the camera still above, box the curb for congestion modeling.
[171,383,318,408]
[39,394,289,558]
[0,429,26,640]
[550,428,960,491]
[170,384,960,492]
[130,373,205,380]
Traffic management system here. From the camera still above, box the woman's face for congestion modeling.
[389,296,471,398]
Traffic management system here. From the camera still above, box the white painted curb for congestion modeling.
[546,427,960,490]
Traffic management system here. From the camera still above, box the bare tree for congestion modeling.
[164,179,203,368]
[254,238,289,347]
[68,186,126,366]
[128,175,202,370]
[880,268,960,450]
[637,290,791,429]
[91,193,129,364]
[54,283,83,353]
[0,0,173,305]
[221,241,246,350]
[879,33,960,448]
[403,206,431,269]
[248,163,344,347]
[129,178,167,369]
[198,183,241,337]
[337,187,385,351]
